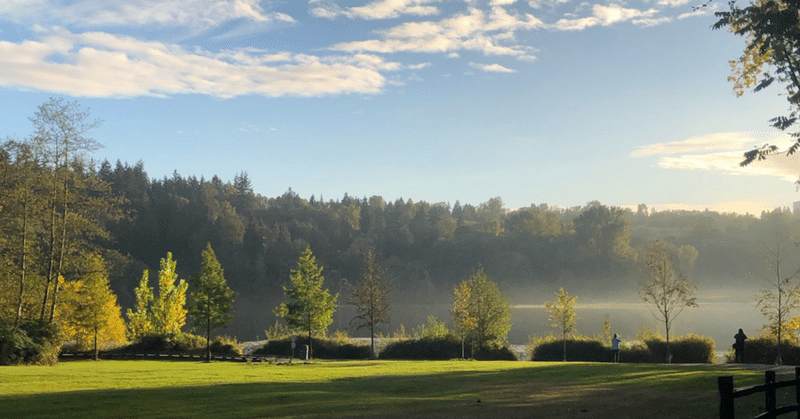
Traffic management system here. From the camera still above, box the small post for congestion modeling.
[766,370,777,416]
[795,367,800,419]
[719,375,734,419]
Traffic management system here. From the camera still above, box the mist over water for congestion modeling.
[334,291,767,352]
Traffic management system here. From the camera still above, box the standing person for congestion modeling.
[611,333,622,363]
[734,329,747,363]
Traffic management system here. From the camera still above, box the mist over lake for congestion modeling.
[332,291,766,352]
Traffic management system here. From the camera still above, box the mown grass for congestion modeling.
[0,360,780,418]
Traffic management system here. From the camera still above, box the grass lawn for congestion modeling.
[0,360,784,418]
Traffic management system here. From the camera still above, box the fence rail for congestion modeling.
[719,367,800,419]
[59,352,281,363]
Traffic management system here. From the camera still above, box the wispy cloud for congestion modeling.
[2,0,294,30]
[550,4,661,31]
[632,132,800,182]
[470,62,517,72]
[310,0,441,20]
[0,27,394,98]
[330,7,542,60]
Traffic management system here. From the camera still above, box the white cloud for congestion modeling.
[470,62,517,72]
[310,0,441,20]
[0,27,393,98]
[491,0,519,5]
[657,0,691,7]
[2,0,294,30]
[632,132,800,183]
[630,132,764,157]
[330,7,542,60]
[550,4,660,30]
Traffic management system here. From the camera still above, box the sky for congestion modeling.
[2,0,800,215]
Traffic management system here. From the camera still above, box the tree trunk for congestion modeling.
[15,199,28,327]
[206,306,212,363]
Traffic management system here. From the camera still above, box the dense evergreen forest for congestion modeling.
[3,101,800,341]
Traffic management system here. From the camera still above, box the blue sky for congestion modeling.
[1,0,799,214]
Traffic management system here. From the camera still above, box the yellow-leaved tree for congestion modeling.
[126,252,188,340]
[59,254,126,359]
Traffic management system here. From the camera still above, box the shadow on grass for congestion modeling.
[0,363,757,419]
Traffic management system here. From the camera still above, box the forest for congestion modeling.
[2,99,799,347]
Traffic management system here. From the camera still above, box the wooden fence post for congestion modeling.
[795,367,800,419]
[766,370,777,417]
[719,375,734,419]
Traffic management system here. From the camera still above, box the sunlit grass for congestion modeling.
[0,360,772,418]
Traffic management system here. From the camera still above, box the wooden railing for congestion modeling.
[719,367,800,419]
[59,352,280,363]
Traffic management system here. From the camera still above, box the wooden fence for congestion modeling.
[59,352,280,363]
[719,367,800,419]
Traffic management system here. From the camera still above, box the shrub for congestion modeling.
[737,337,800,365]
[209,335,242,355]
[527,333,715,363]
[114,332,206,354]
[378,335,462,360]
[253,335,370,360]
[643,334,715,364]
[412,316,452,340]
[0,320,62,365]
[528,335,610,362]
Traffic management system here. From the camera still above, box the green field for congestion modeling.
[0,360,781,418]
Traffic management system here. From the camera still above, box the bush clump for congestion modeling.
[378,335,462,360]
[527,333,715,363]
[113,332,206,354]
[254,335,370,360]
[0,320,62,366]
[734,337,800,365]
[528,335,610,362]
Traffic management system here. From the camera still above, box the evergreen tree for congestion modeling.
[275,246,338,359]
[188,243,236,362]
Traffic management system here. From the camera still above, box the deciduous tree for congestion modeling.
[641,238,697,363]
[756,236,800,363]
[275,246,337,359]
[453,268,511,351]
[188,243,236,362]
[544,287,578,362]
[347,249,389,359]
[714,1,800,166]
[451,280,477,358]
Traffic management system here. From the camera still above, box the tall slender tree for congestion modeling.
[545,287,578,362]
[348,249,390,359]
[188,243,236,362]
[641,238,697,364]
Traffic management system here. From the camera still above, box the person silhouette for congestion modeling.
[734,329,747,363]
[611,333,622,363]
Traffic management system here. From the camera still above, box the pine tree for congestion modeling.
[275,246,337,359]
[189,243,236,362]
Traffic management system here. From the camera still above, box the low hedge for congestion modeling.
[736,337,800,365]
[253,336,370,359]
[111,333,242,355]
[378,336,517,360]
[528,333,715,363]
